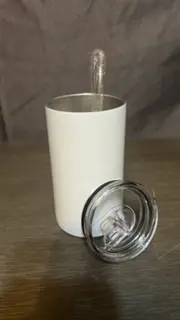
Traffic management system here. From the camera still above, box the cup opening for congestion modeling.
[46,93,125,113]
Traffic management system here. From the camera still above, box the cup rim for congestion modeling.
[45,92,126,114]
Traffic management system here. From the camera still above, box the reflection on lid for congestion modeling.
[101,209,131,251]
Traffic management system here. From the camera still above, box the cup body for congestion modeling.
[45,93,126,237]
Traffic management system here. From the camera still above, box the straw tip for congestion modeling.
[90,48,106,72]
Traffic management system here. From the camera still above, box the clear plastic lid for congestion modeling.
[82,180,158,263]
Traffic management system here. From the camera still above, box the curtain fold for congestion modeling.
[0,0,180,141]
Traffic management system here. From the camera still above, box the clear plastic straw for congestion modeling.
[90,49,106,110]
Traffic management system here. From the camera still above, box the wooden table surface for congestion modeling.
[0,140,180,320]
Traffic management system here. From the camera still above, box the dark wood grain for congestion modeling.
[0,140,180,319]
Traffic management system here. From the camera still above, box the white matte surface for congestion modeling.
[46,100,126,237]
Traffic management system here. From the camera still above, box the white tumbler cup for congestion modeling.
[45,93,126,237]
